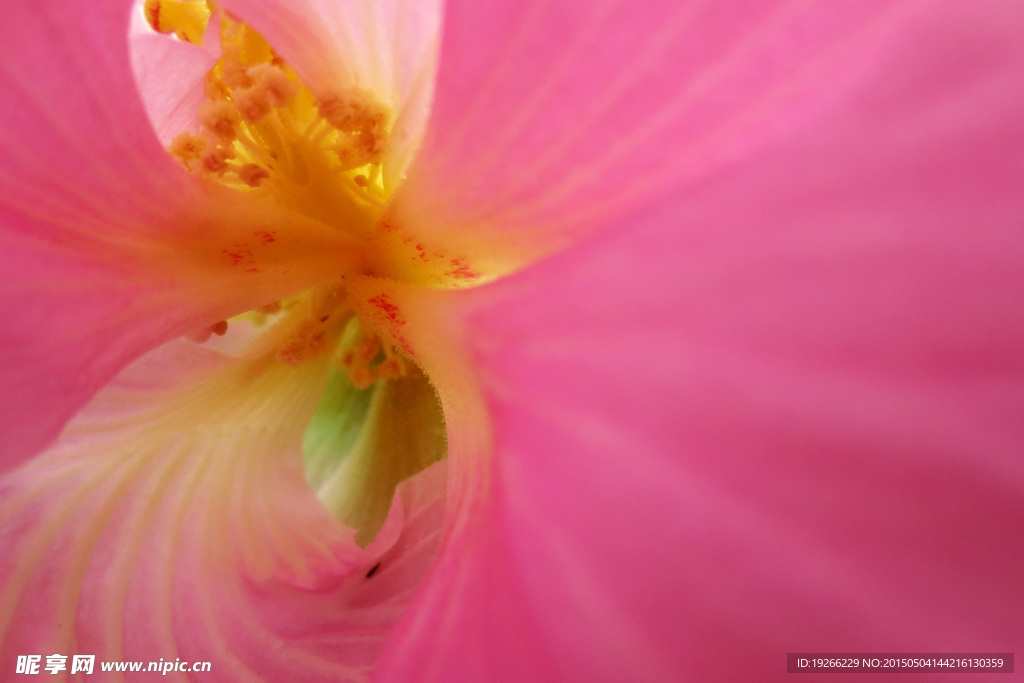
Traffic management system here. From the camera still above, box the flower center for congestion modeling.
[139,2,454,542]
[147,3,487,378]
[149,6,408,378]
[168,11,391,243]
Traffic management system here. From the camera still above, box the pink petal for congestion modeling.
[376,2,1024,679]
[130,16,221,143]
[0,341,447,680]
[386,0,940,270]
[0,1,359,467]
[218,0,442,190]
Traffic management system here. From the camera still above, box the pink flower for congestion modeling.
[2,0,1023,680]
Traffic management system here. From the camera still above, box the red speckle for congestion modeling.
[223,243,256,267]
[368,294,406,326]
[254,230,277,244]
[368,293,412,352]
[381,221,397,233]
[446,257,480,280]
[394,335,413,354]
[245,267,263,273]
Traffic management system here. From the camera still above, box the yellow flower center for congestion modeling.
[171,14,390,243]
[151,5,464,387]
[142,2,459,542]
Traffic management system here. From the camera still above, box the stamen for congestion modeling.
[232,64,299,123]
[356,334,381,363]
[198,100,240,143]
[318,89,388,136]
[233,87,273,123]
[250,64,300,108]
[319,88,389,167]
[199,145,234,175]
[347,360,378,389]
[154,10,425,379]
[333,324,407,387]
[168,132,206,166]
[378,356,406,379]
[221,60,253,90]
[238,163,270,187]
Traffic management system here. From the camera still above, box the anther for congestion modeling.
[347,360,377,389]
[231,63,299,123]
[356,335,381,363]
[168,132,206,166]
[222,65,251,90]
[199,145,234,175]
[248,63,299,108]
[233,87,273,122]
[333,136,380,171]
[238,163,271,187]
[378,356,406,379]
[198,100,240,142]
[318,88,387,136]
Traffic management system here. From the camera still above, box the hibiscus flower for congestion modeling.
[2,0,1023,680]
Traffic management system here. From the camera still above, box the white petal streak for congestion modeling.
[0,341,447,681]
